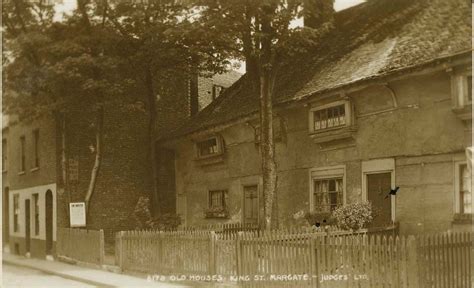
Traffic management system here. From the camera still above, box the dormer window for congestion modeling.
[309,100,353,133]
[196,136,224,159]
[451,69,472,122]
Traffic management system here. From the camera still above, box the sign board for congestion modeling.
[69,202,86,227]
[68,159,79,182]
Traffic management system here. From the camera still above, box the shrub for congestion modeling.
[332,202,373,231]
[133,196,182,230]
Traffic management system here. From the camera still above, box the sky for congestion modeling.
[54,0,366,73]
[55,0,366,23]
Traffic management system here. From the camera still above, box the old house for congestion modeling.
[2,71,241,258]
[158,0,472,235]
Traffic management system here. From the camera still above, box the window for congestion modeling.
[455,161,472,215]
[313,178,343,212]
[212,85,225,100]
[314,104,345,131]
[33,129,39,168]
[451,72,472,109]
[310,165,345,213]
[309,100,352,133]
[33,194,40,235]
[209,190,227,210]
[13,194,19,232]
[19,136,26,173]
[197,137,222,158]
[2,138,6,172]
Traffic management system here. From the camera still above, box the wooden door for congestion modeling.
[45,190,53,255]
[243,185,259,225]
[367,172,392,227]
[25,199,31,254]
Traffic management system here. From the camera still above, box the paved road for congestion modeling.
[2,263,96,287]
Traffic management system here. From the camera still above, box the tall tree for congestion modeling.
[194,0,334,229]
[3,0,133,222]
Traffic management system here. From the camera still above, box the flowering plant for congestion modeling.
[204,206,229,218]
[332,202,373,231]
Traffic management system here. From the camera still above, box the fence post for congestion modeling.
[310,234,316,286]
[236,231,243,279]
[117,231,124,269]
[407,235,420,288]
[209,231,216,275]
[99,229,105,266]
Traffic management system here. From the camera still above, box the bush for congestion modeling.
[133,196,181,230]
[332,202,373,231]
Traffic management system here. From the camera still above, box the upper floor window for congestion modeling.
[309,100,352,133]
[33,129,39,169]
[196,136,223,158]
[2,138,7,172]
[19,136,26,173]
[451,71,472,109]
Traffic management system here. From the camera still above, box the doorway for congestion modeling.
[243,185,259,225]
[25,199,31,254]
[3,187,9,247]
[45,190,53,255]
[367,172,392,227]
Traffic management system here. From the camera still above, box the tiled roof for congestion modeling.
[162,0,471,140]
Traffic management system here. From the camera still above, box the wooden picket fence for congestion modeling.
[56,227,105,265]
[115,229,472,288]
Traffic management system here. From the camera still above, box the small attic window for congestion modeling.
[309,100,352,133]
[212,85,225,100]
[196,136,223,158]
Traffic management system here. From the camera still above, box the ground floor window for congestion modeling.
[33,193,40,235]
[13,194,19,232]
[313,178,343,212]
[209,190,227,210]
[458,163,472,214]
[310,165,345,213]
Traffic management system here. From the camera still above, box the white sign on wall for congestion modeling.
[69,202,86,227]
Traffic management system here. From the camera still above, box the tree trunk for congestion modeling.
[260,71,278,231]
[60,113,70,204]
[85,106,104,218]
[145,68,159,216]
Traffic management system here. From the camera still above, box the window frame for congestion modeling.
[13,194,19,233]
[451,71,472,109]
[454,160,472,215]
[208,189,228,210]
[33,193,40,236]
[195,136,223,159]
[308,100,353,133]
[309,165,346,213]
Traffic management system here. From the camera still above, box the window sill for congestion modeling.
[204,209,229,219]
[309,125,357,144]
[195,153,225,166]
[30,167,39,172]
[453,213,472,224]
[452,105,472,122]
[18,171,26,176]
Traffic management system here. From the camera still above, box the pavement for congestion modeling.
[2,253,195,287]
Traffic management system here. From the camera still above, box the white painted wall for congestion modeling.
[9,183,57,241]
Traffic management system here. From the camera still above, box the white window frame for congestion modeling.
[454,159,472,215]
[361,158,396,222]
[451,72,472,108]
[308,100,352,133]
[195,136,223,159]
[309,165,346,213]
